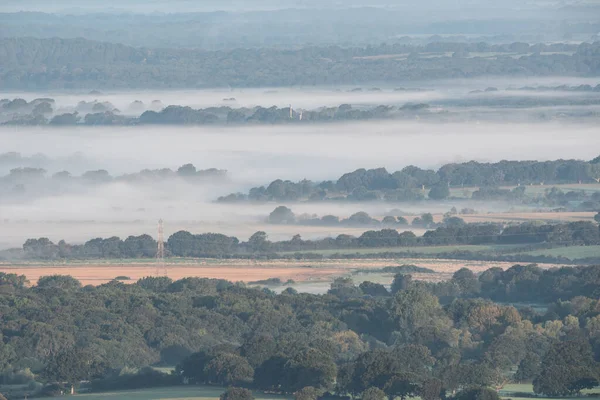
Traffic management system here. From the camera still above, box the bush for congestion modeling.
[362,387,386,400]
[295,386,322,400]
[220,387,255,400]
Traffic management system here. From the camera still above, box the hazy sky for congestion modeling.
[0,0,568,14]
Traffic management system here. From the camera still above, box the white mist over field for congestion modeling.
[2,78,600,249]
[1,122,598,181]
[4,76,599,115]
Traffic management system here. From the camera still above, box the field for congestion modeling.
[72,386,290,400]
[280,244,525,256]
[499,383,600,400]
[516,245,600,259]
[65,384,600,400]
[0,257,557,288]
[448,182,600,200]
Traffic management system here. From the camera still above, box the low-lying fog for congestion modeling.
[3,76,599,116]
[2,122,598,180]
[1,118,598,249]
[2,78,600,250]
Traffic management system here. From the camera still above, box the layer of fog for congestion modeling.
[1,117,599,249]
[3,76,598,118]
[2,121,598,180]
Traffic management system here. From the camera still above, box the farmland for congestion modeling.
[0,256,556,288]
[64,384,600,400]
[71,386,290,400]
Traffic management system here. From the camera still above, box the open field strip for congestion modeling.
[0,257,559,286]
[72,386,291,400]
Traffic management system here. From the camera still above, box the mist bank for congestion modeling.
[0,162,228,202]
[1,37,599,90]
[2,121,599,183]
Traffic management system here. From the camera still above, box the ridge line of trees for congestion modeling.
[15,219,600,260]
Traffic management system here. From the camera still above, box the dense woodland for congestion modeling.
[1,38,599,89]
[2,8,597,50]
[219,158,600,204]
[1,265,600,399]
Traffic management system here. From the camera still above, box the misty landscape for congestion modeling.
[1,1,600,400]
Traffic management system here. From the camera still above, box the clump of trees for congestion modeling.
[218,160,600,204]
[267,207,413,227]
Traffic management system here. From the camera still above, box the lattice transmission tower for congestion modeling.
[156,218,167,276]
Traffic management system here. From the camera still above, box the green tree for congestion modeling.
[220,387,254,400]
[43,348,107,386]
[419,378,443,400]
[452,268,481,296]
[362,387,386,400]
[594,212,600,223]
[390,274,413,294]
[282,348,337,392]
[514,353,541,382]
[204,353,254,385]
[428,183,450,200]
[247,231,270,253]
[454,387,500,400]
[268,206,296,224]
[533,340,600,396]
[295,386,321,400]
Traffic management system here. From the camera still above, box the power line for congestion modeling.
[156,219,166,276]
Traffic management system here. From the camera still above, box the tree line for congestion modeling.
[0,163,227,201]
[1,264,600,398]
[219,158,600,203]
[16,220,600,260]
[1,99,433,126]
[1,37,599,89]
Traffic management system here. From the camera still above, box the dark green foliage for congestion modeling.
[204,353,254,385]
[220,387,255,400]
[225,160,600,203]
[428,183,450,200]
[90,367,178,392]
[391,273,413,294]
[167,231,239,257]
[43,348,108,384]
[595,212,600,223]
[37,275,82,291]
[453,387,500,400]
[361,387,386,400]
[2,264,600,398]
[269,206,296,224]
[533,339,600,396]
[359,282,389,297]
[295,386,321,400]
[514,353,541,382]
[282,348,337,392]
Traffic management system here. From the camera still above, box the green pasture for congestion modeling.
[512,245,600,259]
[279,244,524,256]
[72,386,290,400]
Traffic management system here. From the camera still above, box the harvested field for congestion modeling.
[0,257,558,287]
[457,211,596,223]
